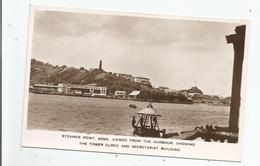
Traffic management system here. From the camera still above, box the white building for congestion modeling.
[128,91,141,99]
[58,84,107,96]
[115,73,133,82]
[133,77,151,85]
[114,91,127,98]
[58,83,65,93]
[90,86,107,96]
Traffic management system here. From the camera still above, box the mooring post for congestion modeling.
[226,25,246,133]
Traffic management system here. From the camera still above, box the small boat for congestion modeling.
[129,103,137,109]
[131,104,238,142]
[132,103,165,138]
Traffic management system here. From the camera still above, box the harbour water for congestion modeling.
[27,93,230,136]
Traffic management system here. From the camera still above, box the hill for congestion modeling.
[30,59,192,103]
[30,59,144,94]
[187,86,203,94]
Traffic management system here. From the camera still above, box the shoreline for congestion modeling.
[29,92,194,105]
[28,92,230,106]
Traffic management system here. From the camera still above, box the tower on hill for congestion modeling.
[99,60,102,70]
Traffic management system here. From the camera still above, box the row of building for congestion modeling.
[153,86,231,106]
[30,83,230,105]
[30,83,141,99]
[31,83,107,97]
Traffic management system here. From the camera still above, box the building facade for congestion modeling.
[33,83,107,97]
[61,84,107,96]
[133,77,151,85]
[128,90,141,99]
[115,73,133,82]
[114,91,127,98]
[32,84,59,94]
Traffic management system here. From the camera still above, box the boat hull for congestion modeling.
[133,127,161,138]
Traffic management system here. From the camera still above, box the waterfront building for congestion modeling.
[61,84,107,96]
[58,83,65,93]
[128,91,141,99]
[34,84,58,89]
[114,91,127,98]
[33,83,107,97]
[32,84,59,94]
[133,77,151,85]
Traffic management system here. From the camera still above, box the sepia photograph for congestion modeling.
[22,6,249,160]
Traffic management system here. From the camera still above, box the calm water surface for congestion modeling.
[27,93,230,136]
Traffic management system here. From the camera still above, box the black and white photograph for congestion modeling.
[22,6,249,161]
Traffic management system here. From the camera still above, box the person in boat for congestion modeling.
[152,116,157,129]
[140,116,144,129]
[153,116,157,123]
[129,103,137,109]
[132,116,136,127]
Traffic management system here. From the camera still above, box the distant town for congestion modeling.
[29,59,231,106]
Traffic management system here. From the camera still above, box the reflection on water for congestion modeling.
[28,93,230,136]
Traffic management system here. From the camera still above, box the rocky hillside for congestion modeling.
[30,59,194,103]
[187,86,203,94]
[30,59,144,94]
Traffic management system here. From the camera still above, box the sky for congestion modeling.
[31,10,241,97]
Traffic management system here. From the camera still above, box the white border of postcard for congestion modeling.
[22,5,250,162]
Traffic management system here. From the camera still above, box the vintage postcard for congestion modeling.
[22,5,250,161]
